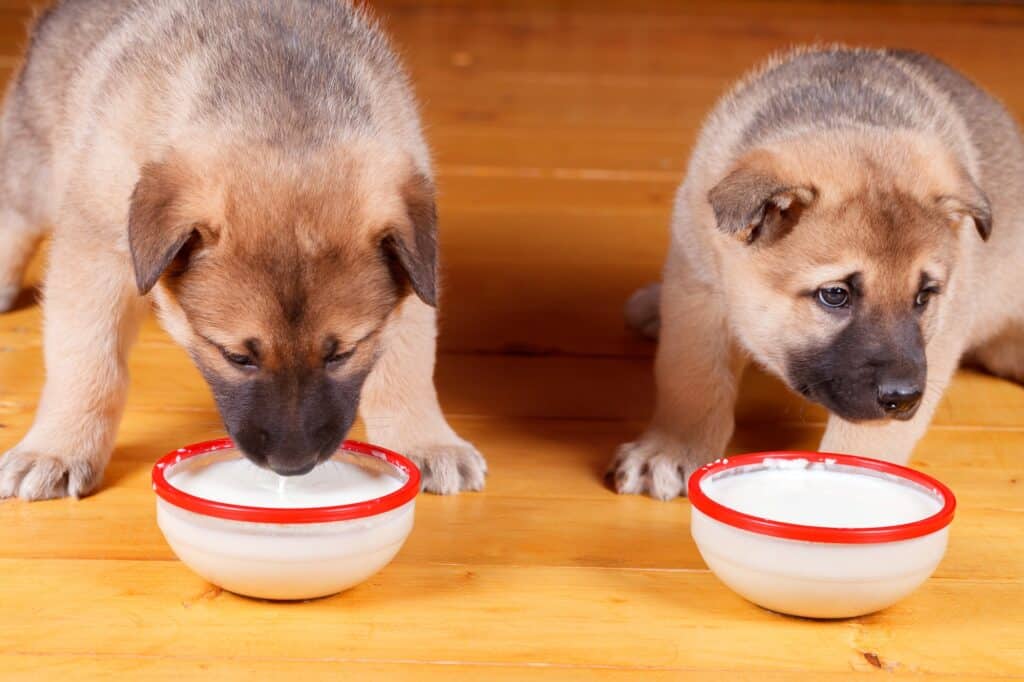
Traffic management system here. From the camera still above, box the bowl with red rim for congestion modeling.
[152,438,420,600]
[687,451,956,619]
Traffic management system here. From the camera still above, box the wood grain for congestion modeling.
[0,1,1022,679]
[6,656,1019,682]
[1,559,1022,676]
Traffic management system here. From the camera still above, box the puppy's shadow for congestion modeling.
[434,263,659,469]
[729,422,823,455]
[95,458,151,493]
[95,428,224,495]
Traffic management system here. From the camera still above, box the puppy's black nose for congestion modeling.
[877,381,923,418]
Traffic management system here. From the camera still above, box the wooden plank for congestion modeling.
[0,471,1019,582]
[3,332,1024,427]
[0,11,27,55]
[439,173,677,212]
[0,414,1020,581]
[4,399,1023,479]
[413,69,1024,136]
[10,654,1016,682]
[431,125,692,174]
[378,1,1024,84]
[0,559,1020,676]
[1,2,1022,679]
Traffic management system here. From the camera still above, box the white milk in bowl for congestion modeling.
[170,456,403,508]
[700,458,942,528]
[687,452,956,618]
[152,439,420,600]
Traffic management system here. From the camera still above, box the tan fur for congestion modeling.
[614,46,1024,499]
[0,0,484,500]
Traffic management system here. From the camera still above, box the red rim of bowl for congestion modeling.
[687,451,956,544]
[151,437,421,524]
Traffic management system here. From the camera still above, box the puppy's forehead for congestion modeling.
[174,140,419,342]
[184,224,396,353]
[829,188,946,257]
[233,243,393,318]
[218,141,412,243]
[763,187,955,292]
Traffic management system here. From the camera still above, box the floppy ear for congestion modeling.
[707,158,815,245]
[937,175,992,241]
[381,172,438,306]
[128,161,205,295]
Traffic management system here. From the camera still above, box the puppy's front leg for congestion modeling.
[359,296,485,494]
[820,335,961,464]
[610,255,746,500]
[0,231,145,499]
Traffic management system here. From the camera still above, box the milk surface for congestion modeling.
[701,462,941,528]
[170,456,403,508]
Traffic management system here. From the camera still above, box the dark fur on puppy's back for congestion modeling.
[190,1,408,136]
[19,0,423,152]
[739,50,926,146]
[710,46,1018,189]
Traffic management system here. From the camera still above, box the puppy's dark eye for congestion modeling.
[324,337,355,368]
[323,332,375,369]
[817,285,850,309]
[915,285,940,309]
[325,349,355,369]
[222,349,257,370]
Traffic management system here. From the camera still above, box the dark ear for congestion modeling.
[128,161,203,295]
[707,160,815,245]
[382,173,438,306]
[938,176,992,241]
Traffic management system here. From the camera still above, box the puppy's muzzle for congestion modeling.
[232,418,350,477]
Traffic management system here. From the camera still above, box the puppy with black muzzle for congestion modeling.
[612,46,1024,499]
[0,0,486,499]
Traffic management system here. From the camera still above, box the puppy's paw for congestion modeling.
[624,282,661,339]
[607,435,708,501]
[406,441,487,495]
[0,447,103,500]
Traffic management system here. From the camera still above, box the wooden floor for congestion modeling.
[1,0,1023,679]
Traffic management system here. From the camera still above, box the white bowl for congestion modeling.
[152,438,420,600]
[688,452,956,619]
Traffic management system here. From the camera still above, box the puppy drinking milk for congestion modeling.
[612,46,1024,499]
[0,0,486,499]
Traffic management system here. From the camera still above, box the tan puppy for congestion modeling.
[0,0,486,500]
[612,46,1024,499]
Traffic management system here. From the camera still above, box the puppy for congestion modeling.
[0,0,486,500]
[612,46,1024,499]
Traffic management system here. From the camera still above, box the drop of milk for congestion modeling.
[701,460,942,528]
[170,456,403,508]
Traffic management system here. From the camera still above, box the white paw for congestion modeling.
[607,436,707,501]
[406,441,487,495]
[0,447,103,500]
